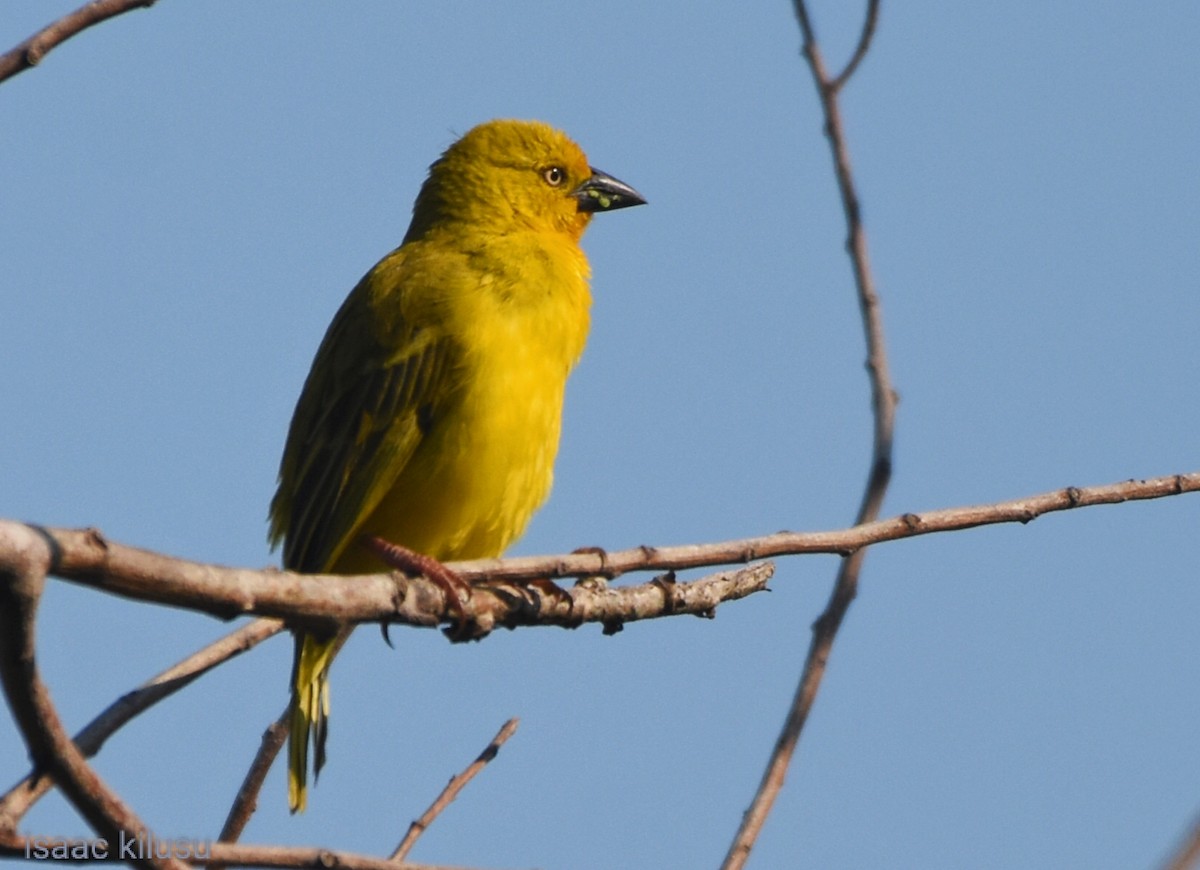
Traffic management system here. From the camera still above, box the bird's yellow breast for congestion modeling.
[328,230,591,573]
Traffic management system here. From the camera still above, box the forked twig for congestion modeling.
[722,3,892,866]
[391,719,520,862]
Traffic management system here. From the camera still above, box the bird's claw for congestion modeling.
[362,535,472,628]
[527,577,575,611]
[570,544,609,570]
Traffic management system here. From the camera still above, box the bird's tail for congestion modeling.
[288,631,339,813]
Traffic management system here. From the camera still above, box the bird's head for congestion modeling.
[404,119,644,244]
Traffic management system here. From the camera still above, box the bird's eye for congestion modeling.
[542,166,566,187]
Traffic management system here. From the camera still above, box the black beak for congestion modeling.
[573,167,646,213]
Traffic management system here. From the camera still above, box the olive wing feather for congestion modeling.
[269,286,458,574]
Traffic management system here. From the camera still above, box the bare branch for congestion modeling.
[832,0,881,90]
[392,718,520,862]
[3,473,1190,859]
[0,474,1193,634]
[0,527,187,870]
[0,618,283,830]
[724,2,894,865]
[0,0,159,85]
[460,473,1200,580]
[218,707,291,846]
[2,519,773,631]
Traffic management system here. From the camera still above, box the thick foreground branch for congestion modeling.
[2,473,1189,629]
[0,519,774,635]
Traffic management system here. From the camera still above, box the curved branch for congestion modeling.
[0,618,283,830]
[832,0,881,90]
[0,0,158,85]
[0,526,186,870]
[727,2,892,864]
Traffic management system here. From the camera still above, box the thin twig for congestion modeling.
[722,3,893,866]
[450,474,1199,579]
[0,0,159,85]
[0,617,283,830]
[392,718,520,862]
[218,707,291,845]
[0,527,187,870]
[832,0,881,91]
[1160,809,1200,870]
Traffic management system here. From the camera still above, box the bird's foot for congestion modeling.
[362,536,471,628]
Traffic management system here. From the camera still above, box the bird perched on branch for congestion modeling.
[268,119,644,813]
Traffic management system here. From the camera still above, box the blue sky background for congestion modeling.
[2,3,1199,868]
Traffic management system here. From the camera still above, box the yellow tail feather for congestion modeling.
[288,632,339,813]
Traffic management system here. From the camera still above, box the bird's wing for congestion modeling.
[269,275,459,574]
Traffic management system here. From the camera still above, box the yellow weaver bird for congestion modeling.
[268,119,644,813]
